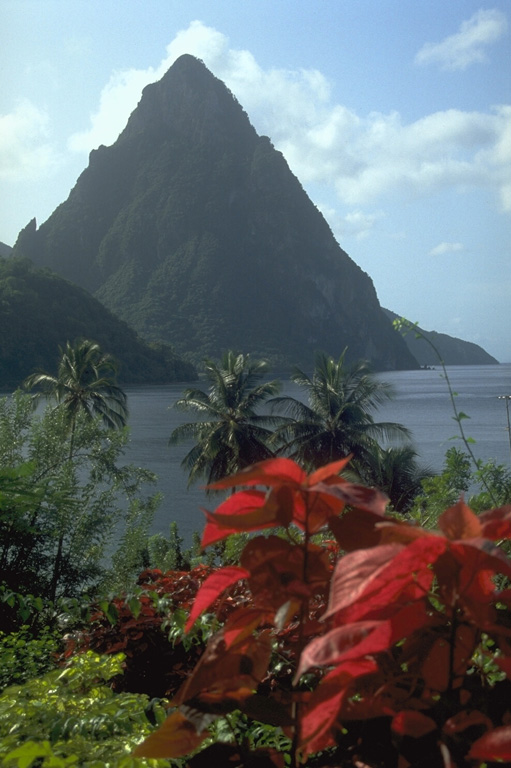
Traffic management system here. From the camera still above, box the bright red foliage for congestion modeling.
[133,458,511,767]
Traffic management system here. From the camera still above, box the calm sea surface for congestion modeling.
[124,364,511,543]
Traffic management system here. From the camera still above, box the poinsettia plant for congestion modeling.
[134,457,511,767]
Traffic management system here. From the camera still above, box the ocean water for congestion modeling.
[123,363,511,543]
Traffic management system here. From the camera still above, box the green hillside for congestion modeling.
[0,257,197,390]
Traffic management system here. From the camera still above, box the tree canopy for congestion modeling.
[169,351,283,488]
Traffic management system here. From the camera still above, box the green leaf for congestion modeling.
[105,603,119,625]
[127,596,141,619]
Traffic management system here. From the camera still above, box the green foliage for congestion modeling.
[0,256,196,389]
[0,651,171,767]
[271,349,410,472]
[0,392,159,614]
[0,625,59,691]
[411,447,511,529]
[24,338,129,441]
[63,567,217,699]
[169,351,282,487]
[359,444,434,513]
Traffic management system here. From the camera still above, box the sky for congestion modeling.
[1,1,510,362]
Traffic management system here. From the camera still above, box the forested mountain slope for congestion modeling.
[13,55,416,372]
[0,258,196,389]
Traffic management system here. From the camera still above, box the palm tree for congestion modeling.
[24,339,128,600]
[270,350,410,473]
[360,444,434,513]
[24,339,128,459]
[169,351,282,488]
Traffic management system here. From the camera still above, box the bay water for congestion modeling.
[124,363,511,544]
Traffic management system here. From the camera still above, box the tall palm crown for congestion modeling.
[24,339,128,455]
[23,339,128,602]
[360,444,433,513]
[271,350,409,472]
[169,351,282,488]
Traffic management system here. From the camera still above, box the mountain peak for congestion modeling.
[13,58,417,371]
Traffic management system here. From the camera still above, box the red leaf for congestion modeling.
[132,708,208,758]
[201,490,267,547]
[300,601,432,680]
[392,711,437,738]
[307,457,352,486]
[240,535,331,611]
[438,499,482,540]
[450,541,511,591]
[222,607,269,648]
[421,623,477,692]
[292,488,344,533]
[313,481,389,516]
[325,543,403,617]
[479,505,511,540]
[300,660,378,755]
[328,507,389,551]
[185,566,249,632]
[174,629,272,706]
[295,621,380,680]
[326,536,445,624]
[207,457,306,491]
[468,725,511,760]
[378,522,432,545]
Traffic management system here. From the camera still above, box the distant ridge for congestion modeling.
[383,308,499,366]
[13,55,417,372]
[0,258,197,390]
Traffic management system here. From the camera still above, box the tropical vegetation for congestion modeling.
[1,342,510,767]
[169,351,283,487]
[0,256,197,389]
[269,350,410,472]
[24,339,129,457]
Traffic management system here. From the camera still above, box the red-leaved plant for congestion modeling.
[134,457,511,767]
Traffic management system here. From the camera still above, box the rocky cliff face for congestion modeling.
[14,55,417,371]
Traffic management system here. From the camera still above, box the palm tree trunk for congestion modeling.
[49,417,76,603]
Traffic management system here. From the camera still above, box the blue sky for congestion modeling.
[1,0,510,362]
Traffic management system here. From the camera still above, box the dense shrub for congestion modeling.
[132,457,511,767]
[0,651,171,768]
[63,566,220,698]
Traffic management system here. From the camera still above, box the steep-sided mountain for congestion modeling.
[14,54,416,371]
[0,257,196,390]
[383,309,499,366]
[0,242,12,258]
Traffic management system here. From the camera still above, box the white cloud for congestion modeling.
[68,20,231,152]
[341,209,385,240]
[429,242,464,257]
[67,21,511,215]
[0,99,56,180]
[415,9,508,71]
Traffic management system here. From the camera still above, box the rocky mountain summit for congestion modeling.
[14,55,416,371]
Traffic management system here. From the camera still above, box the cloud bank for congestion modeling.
[0,99,55,180]
[66,21,511,219]
[429,242,464,257]
[415,9,507,71]
[2,19,510,223]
